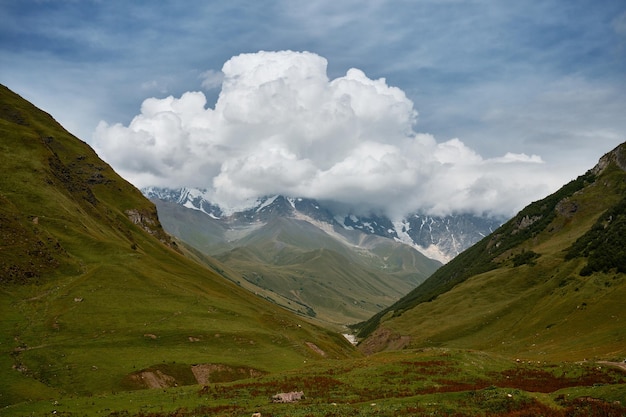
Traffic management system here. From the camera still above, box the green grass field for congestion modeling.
[3,348,625,416]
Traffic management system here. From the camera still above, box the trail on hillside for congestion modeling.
[598,361,626,372]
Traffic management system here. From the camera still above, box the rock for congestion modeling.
[271,391,304,403]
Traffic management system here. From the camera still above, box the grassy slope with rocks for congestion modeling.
[356,143,626,361]
[0,85,356,407]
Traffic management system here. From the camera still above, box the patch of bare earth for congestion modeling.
[128,370,177,389]
[306,342,326,357]
[599,361,626,372]
[191,364,265,385]
[358,327,411,355]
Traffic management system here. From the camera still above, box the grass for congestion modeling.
[3,348,625,416]
[2,255,356,398]
[368,256,626,361]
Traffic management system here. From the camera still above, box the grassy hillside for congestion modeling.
[214,218,440,326]
[356,142,626,361]
[0,85,356,407]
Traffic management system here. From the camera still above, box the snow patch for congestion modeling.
[183,200,200,211]
[393,220,450,263]
[342,334,358,345]
[256,195,279,212]
[335,215,353,230]
[292,211,363,250]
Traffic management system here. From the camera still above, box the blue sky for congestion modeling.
[1,0,625,216]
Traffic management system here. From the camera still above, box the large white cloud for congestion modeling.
[94,50,563,218]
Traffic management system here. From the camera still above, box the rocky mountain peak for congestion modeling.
[592,142,626,175]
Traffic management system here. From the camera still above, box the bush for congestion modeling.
[512,251,540,267]
[566,196,626,275]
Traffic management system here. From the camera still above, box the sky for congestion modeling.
[1,0,625,218]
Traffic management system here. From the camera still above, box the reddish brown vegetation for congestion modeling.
[493,364,626,393]
[131,404,242,417]
[199,375,344,401]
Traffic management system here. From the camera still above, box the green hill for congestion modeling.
[356,142,626,361]
[152,199,441,329]
[0,85,356,407]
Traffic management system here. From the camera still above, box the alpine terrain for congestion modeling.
[3,85,625,416]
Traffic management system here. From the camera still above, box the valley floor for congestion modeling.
[4,348,626,417]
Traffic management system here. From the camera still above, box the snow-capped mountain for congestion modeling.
[143,187,502,263]
[142,186,504,325]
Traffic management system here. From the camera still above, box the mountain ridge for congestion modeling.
[143,187,503,263]
[140,187,501,328]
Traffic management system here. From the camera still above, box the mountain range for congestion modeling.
[142,187,503,264]
[142,188,501,327]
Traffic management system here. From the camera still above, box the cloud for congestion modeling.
[200,70,224,90]
[94,50,569,218]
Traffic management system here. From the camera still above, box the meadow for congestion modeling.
[3,348,625,416]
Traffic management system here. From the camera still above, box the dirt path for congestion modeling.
[598,361,626,372]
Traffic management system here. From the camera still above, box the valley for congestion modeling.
[144,190,500,328]
[1,84,625,416]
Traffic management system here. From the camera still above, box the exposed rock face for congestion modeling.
[125,363,265,389]
[125,208,158,229]
[125,208,179,251]
[556,199,579,218]
[515,215,542,232]
[593,142,626,174]
[357,327,411,355]
[191,363,264,385]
